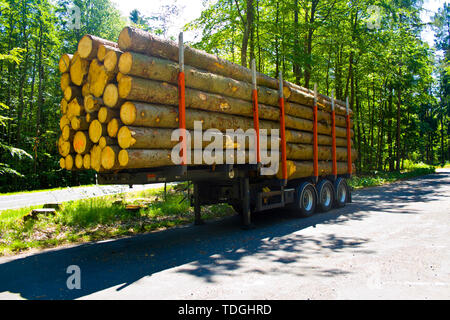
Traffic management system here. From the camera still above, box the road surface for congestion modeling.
[0,169,449,299]
[0,183,167,210]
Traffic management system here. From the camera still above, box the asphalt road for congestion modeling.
[0,183,166,210]
[0,169,449,300]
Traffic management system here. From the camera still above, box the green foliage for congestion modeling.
[349,162,435,189]
[0,186,234,255]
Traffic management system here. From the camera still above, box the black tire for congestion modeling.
[334,178,348,208]
[316,179,334,212]
[291,182,317,217]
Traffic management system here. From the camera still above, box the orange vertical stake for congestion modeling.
[313,84,319,183]
[331,90,337,178]
[251,60,261,165]
[178,33,187,166]
[278,72,287,185]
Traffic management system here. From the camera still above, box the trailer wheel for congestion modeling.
[292,182,317,217]
[334,178,348,208]
[316,179,334,212]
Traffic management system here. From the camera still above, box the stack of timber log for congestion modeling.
[57,27,356,180]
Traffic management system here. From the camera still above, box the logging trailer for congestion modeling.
[97,32,353,229]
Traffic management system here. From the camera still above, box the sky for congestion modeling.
[113,0,447,47]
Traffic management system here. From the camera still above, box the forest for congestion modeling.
[0,0,448,192]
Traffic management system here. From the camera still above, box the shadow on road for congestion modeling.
[0,170,448,299]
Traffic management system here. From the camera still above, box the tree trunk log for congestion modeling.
[78,35,118,60]
[118,52,351,125]
[119,103,353,147]
[118,76,353,136]
[59,54,72,73]
[69,52,89,86]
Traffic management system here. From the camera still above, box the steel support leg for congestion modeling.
[193,183,204,225]
[241,177,252,229]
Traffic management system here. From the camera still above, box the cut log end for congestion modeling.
[101,146,118,170]
[104,50,119,72]
[89,119,104,143]
[90,144,102,171]
[75,154,84,169]
[107,118,121,138]
[118,27,132,50]
[59,54,72,73]
[120,101,137,125]
[118,149,128,167]
[78,35,93,59]
[62,125,72,141]
[73,131,89,154]
[59,157,65,169]
[118,75,132,99]
[65,154,74,170]
[118,51,132,74]
[117,126,134,149]
[83,154,91,169]
[103,84,120,108]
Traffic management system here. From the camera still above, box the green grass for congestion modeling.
[349,161,436,189]
[0,184,234,256]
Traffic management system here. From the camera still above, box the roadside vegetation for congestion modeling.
[349,161,436,189]
[0,162,438,256]
[0,184,234,256]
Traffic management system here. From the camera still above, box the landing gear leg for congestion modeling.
[193,183,204,225]
[241,177,253,229]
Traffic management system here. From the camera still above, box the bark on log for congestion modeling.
[117,27,351,112]
[78,35,118,60]
[117,125,352,152]
[118,27,280,91]
[278,161,356,180]
[118,52,351,125]
[118,76,353,136]
[119,103,353,146]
